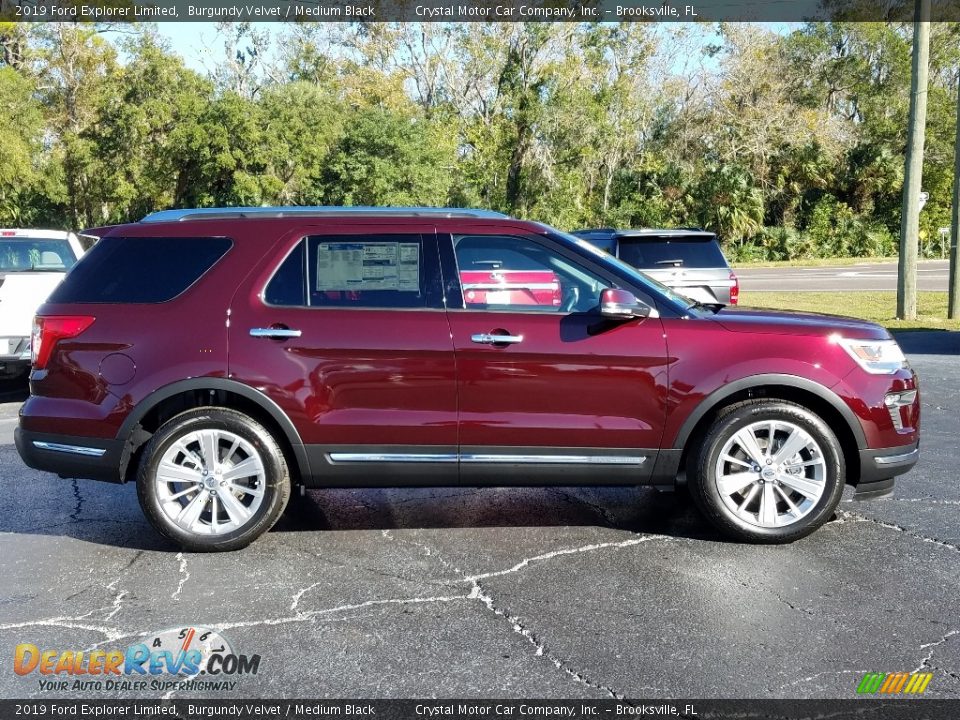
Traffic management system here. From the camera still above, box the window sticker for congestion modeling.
[315,242,420,292]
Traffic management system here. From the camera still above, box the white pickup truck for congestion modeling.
[0,229,85,378]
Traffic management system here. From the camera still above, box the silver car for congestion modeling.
[572,228,739,305]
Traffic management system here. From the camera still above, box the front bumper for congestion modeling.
[15,426,123,483]
[854,441,920,500]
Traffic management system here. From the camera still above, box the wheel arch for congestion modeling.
[673,374,866,487]
[116,378,310,485]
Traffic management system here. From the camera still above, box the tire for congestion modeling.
[136,408,290,552]
[688,400,845,544]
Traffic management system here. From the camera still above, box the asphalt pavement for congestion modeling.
[0,334,958,700]
[737,259,949,292]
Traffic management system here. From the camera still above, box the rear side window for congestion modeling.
[264,234,442,309]
[48,236,231,304]
[617,236,727,269]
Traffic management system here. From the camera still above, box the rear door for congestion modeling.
[228,224,459,486]
[441,226,670,485]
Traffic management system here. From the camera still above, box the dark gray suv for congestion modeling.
[573,228,739,305]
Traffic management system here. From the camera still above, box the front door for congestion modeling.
[228,224,458,486]
[442,227,670,484]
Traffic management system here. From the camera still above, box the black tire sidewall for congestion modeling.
[692,401,845,543]
[137,408,289,552]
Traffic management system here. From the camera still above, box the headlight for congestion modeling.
[835,337,908,374]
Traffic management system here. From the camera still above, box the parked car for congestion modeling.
[0,229,85,379]
[16,207,919,551]
[572,228,739,305]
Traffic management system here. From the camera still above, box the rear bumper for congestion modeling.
[15,426,123,483]
[854,441,919,500]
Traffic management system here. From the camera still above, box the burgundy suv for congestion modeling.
[15,207,919,551]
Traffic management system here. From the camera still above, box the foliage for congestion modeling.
[0,20,955,265]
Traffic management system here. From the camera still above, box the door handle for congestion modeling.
[250,327,302,339]
[471,333,523,345]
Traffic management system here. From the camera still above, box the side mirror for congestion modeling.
[600,288,658,320]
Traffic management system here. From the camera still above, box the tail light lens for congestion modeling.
[31,316,95,370]
[729,272,739,305]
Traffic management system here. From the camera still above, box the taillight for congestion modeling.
[729,272,739,305]
[31,316,95,370]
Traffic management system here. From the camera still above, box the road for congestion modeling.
[1,336,958,700]
[737,259,949,292]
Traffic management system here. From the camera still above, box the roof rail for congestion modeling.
[575,227,714,237]
[140,206,510,223]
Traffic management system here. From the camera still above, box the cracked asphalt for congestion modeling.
[0,331,958,700]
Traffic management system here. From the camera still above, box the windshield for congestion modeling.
[0,238,78,272]
[550,230,703,313]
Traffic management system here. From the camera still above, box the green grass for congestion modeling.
[731,256,896,269]
[740,291,960,332]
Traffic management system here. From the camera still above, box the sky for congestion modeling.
[153,23,278,73]
[126,21,797,78]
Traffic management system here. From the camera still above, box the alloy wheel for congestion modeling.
[713,419,827,528]
[155,429,266,535]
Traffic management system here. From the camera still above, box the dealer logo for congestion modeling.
[14,626,260,692]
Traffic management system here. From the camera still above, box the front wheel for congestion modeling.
[689,400,845,543]
[136,408,290,552]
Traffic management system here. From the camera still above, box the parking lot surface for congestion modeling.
[1,332,958,700]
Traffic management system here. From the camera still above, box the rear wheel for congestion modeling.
[689,400,844,543]
[137,408,290,552]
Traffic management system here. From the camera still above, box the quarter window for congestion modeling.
[48,236,231,304]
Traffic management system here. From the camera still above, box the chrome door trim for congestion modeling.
[460,453,646,465]
[327,451,646,465]
[328,453,458,464]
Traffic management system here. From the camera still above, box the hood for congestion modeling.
[0,272,67,336]
[711,305,890,340]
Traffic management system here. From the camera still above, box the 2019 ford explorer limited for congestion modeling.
[15,207,919,552]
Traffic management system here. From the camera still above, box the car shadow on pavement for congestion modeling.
[893,329,960,355]
[273,485,723,543]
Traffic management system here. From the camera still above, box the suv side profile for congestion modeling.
[16,207,919,551]
[573,228,739,306]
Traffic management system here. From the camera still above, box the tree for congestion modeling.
[322,106,455,207]
[258,81,344,205]
[32,25,119,227]
[90,30,211,222]
[0,67,44,225]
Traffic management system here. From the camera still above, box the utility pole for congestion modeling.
[897,0,931,321]
[949,71,960,319]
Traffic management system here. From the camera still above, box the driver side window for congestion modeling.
[453,235,608,313]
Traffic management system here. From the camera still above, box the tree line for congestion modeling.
[0,21,958,260]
